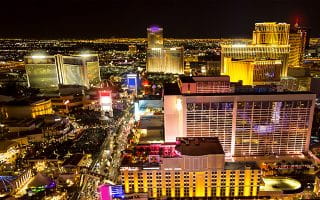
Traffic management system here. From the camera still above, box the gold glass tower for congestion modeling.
[146,26,184,74]
[252,22,290,45]
[288,28,307,67]
[221,22,291,83]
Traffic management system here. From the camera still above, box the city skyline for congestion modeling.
[1,1,320,198]
[1,0,320,39]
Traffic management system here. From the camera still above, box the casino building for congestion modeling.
[121,137,261,198]
[25,54,100,92]
[221,22,291,84]
[146,26,184,74]
[164,82,315,157]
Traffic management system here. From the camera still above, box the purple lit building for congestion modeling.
[146,26,184,74]
[164,83,316,157]
[147,25,163,49]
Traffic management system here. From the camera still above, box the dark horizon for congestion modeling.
[1,0,320,39]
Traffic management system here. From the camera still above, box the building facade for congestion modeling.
[50,95,84,114]
[223,58,282,85]
[164,84,315,157]
[252,22,290,45]
[25,54,100,91]
[147,26,163,49]
[146,26,184,74]
[120,138,261,198]
[288,26,307,68]
[5,99,53,119]
[221,44,290,78]
[25,55,60,91]
[179,76,231,94]
[163,47,184,74]
[146,48,163,73]
[253,60,282,83]
[57,56,89,88]
[30,99,54,118]
[221,22,291,81]
[78,54,100,86]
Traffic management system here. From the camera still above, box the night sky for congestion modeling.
[1,0,320,39]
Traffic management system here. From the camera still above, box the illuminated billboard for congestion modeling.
[127,74,137,88]
[99,90,112,112]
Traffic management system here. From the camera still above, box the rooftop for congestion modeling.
[5,97,49,106]
[138,129,164,144]
[4,118,37,127]
[121,143,177,167]
[164,82,315,96]
[62,153,84,167]
[163,83,181,95]
[5,128,43,139]
[138,95,162,100]
[179,76,195,83]
[175,137,224,156]
[192,76,230,82]
[184,91,315,96]
[179,76,230,83]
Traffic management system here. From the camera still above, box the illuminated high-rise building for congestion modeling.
[221,22,291,81]
[75,54,100,86]
[252,22,290,45]
[221,44,290,78]
[223,58,282,85]
[146,26,184,74]
[223,58,254,85]
[25,55,61,91]
[147,26,163,49]
[163,47,184,74]
[163,83,315,157]
[147,48,163,73]
[121,137,261,198]
[57,56,89,88]
[288,25,307,68]
[25,54,100,91]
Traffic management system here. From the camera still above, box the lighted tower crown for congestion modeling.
[252,22,290,45]
[147,25,163,49]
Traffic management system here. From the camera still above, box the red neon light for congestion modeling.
[99,90,111,97]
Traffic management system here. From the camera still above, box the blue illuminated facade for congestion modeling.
[127,74,139,94]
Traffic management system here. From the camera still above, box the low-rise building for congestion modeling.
[50,95,84,114]
[3,98,53,119]
[120,137,261,198]
[0,140,20,164]
[60,154,92,183]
